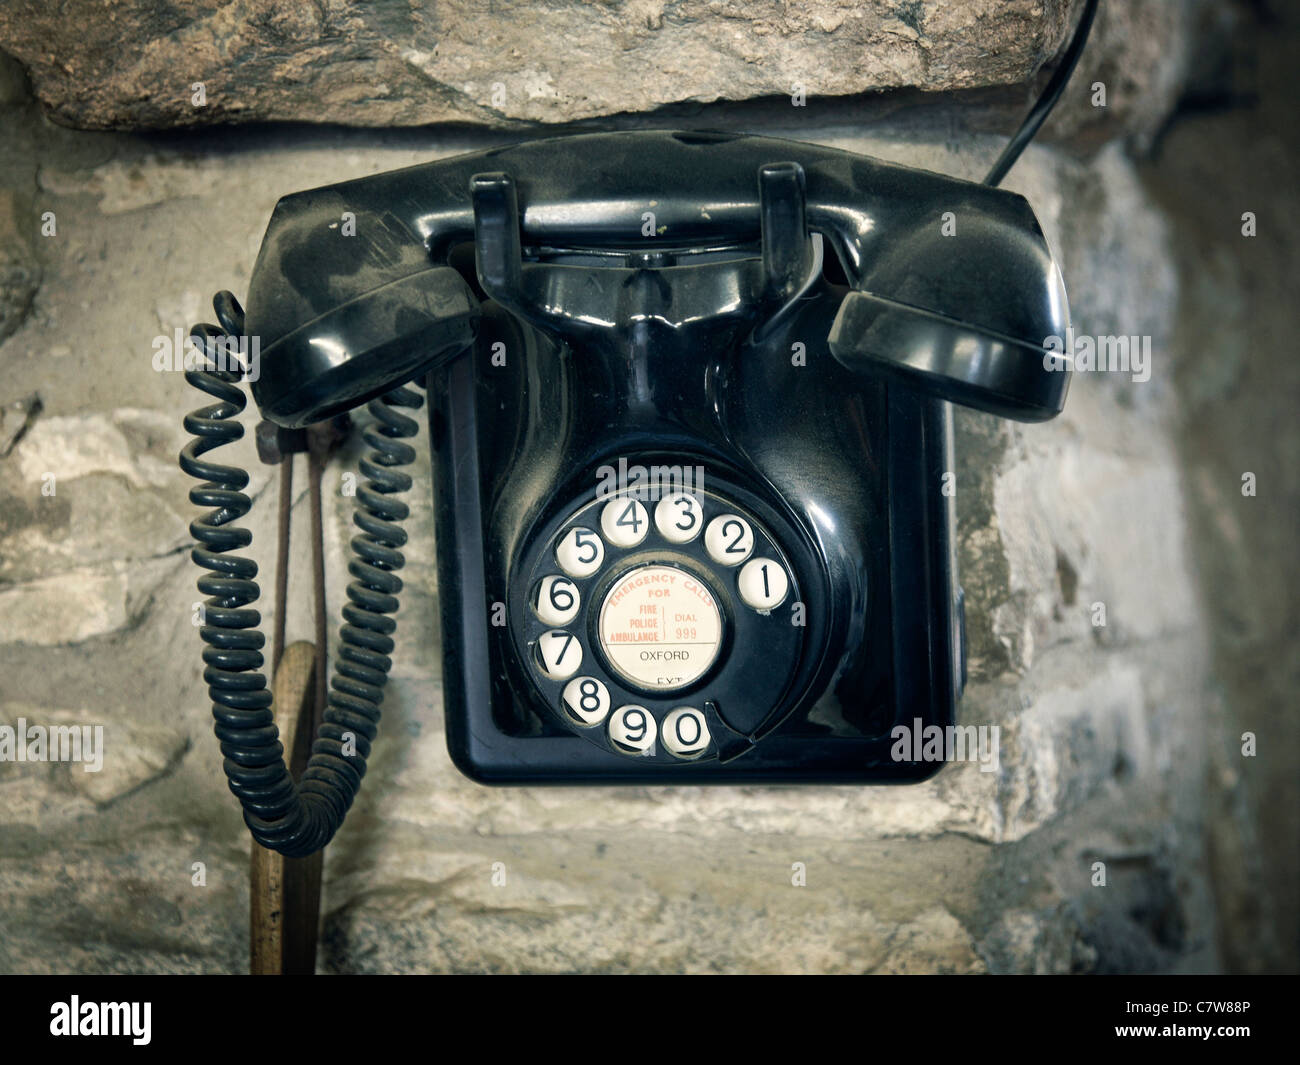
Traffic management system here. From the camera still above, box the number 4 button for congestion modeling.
[600,498,648,548]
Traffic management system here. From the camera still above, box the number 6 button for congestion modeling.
[536,629,582,680]
[534,575,579,626]
[556,527,604,578]
[608,705,657,753]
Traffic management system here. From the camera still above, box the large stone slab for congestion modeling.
[0,0,1083,130]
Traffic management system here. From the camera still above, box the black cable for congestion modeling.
[983,0,1100,187]
[180,291,423,857]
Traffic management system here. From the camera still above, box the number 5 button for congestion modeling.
[705,514,753,566]
[738,558,789,610]
[556,527,604,578]
[536,629,582,680]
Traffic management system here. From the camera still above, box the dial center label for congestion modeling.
[597,564,723,691]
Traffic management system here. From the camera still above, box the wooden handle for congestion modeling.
[249,640,325,975]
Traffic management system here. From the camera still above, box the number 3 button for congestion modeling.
[556,527,604,578]
[655,494,703,544]
[738,558,789,610]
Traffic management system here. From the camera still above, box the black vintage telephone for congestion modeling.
[181,5,1095,857]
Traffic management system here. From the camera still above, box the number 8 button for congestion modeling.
[561,676,611,726]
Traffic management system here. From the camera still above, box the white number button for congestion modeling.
[655,494,703,544]
[662,707,711,759]
[608,705,657,754]
[534,575,580,626]
[556,527,604,578]
[561,677,611,726]
[705,514,753,566]
[535,629,582,680]
[600,498,649,548]
[738,558,789,610]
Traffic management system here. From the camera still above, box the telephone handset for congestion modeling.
[182,125,1075,855]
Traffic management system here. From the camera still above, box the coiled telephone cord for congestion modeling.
[179,291,422,857]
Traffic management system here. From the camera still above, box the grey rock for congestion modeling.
[0,189,39,342]
[0,0,1086,130]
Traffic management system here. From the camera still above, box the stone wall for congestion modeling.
[0,0,1294,973]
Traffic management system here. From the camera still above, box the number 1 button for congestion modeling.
[738,558,789,610]
[556,527,604,578]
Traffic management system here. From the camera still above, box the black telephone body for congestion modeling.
[232,130,1068,787]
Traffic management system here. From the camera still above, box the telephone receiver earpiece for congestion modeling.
[825,216,1071,423]
[246,195,481,429]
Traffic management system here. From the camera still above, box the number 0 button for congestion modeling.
[556,527,604,578]
[608,705,657,754]
[600,498,649,548]
[534,576,579,626]
[536,629,582,680]
[738,558,789,610]
[561,677,610,726]
[705,514,753,566]
[662,707,711,759]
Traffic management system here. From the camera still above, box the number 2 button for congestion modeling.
[705,514,753,566]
